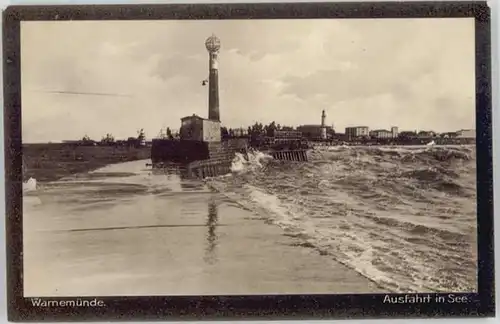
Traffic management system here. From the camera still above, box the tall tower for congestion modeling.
[205,34,221,122]
[391,126,399,138]
[320,110,327,140]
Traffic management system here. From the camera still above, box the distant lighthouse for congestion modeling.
[320,110,327,140]
[205,34,221,122]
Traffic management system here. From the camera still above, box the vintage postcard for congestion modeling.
[4,1,494,321]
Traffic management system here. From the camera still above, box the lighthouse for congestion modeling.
[320,110,327,140]
[205,34,221,122]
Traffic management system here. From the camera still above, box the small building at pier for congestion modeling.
[180,114,221,142]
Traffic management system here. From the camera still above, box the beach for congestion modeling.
[23,159,382,297]
[22,144,150,182]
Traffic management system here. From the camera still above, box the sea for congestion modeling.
[23,144,477,294]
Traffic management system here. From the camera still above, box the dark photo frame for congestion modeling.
[3,1,494,321]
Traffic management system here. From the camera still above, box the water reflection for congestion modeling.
[178,167,206,191]
[150,164,182,176]
[153,164,220,264]
[204,199,219,265]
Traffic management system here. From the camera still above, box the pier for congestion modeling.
[150,34,309,180]
[184,148,308,179]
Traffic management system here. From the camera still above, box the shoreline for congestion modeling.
[307,140,475,147]
[23,142,472,183]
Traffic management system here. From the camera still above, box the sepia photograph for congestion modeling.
[20,17,478,296]
[4,1,494,320]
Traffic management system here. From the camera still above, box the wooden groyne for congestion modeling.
[268,150,308,161]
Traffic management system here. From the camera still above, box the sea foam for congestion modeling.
[208,145,477,293]
[23,177,37,192]
[230,150,273,173]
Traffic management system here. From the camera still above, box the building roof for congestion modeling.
[181,114,205,121]
[346,126,369,129]
[180,114,221,123]
[297,125,332,129]
[371,129,391,133]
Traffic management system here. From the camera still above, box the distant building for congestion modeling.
[440,132,458,138]
[320,128,327,140]
[345,126,369,140]
[391,126,399,138]
[399,131,418,139]
[296,110,332,140]
[417,131,437,138]
[332,133,347,141]
[369,129,392,139]
[456,129,475,138]
[273,129,303,139]
[180,114,221,142]
[297,125,333,140]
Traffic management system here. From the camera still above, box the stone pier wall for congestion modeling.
[152,138,249,166]
[186,138,248,178]
[151,139,210,164]
[188,148,309,179]
[187,159,232,178]
[207,138,248,162]
[154,138,308,179]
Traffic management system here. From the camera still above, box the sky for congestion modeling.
[21,18,475,143]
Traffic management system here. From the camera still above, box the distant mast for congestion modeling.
[158,127,167,139]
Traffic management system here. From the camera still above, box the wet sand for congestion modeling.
[23,161,383,296]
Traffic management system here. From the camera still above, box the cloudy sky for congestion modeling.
[21,18,475,143]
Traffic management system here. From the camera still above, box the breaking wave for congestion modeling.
[230,150,273,173]
[207,145,477,293]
